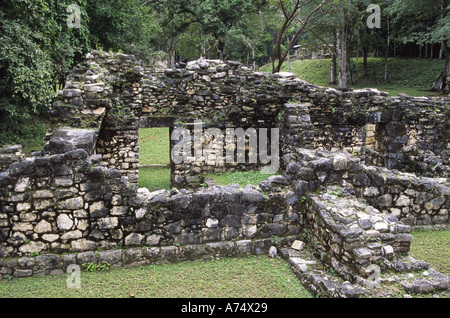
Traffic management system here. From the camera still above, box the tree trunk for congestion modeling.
[443,49,450,91]
[217,37,226,60]
[363,47,369,77]
[259,9,265,33]
[432,40,450,92]
[337,24,350,89]
[330,52,337,84]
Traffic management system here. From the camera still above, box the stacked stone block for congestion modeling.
[0,145,23,172]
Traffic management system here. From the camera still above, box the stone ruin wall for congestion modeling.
[0,51,449,291]
[47,50,450,187]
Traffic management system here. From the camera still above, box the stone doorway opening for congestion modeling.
[138,127,171,191]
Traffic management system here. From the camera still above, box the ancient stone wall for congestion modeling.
[1,51,450,289]
[48,51,450,188]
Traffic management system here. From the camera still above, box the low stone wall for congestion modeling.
[285,148,450,228]
[0,144,301,260]
[302,192,411,281]
[1,237,295,279]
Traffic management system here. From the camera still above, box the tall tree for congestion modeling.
[389,0,450,92]
[0,0,91,119]
[150,0,256,61]
[87,0,160,64]
[271,0,328,74]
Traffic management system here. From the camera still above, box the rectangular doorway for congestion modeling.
[138,127,171,191]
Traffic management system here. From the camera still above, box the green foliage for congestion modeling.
[0,20,55,118]
[0,115,49,154]
[82,262,111,272]
[151,0,275,63]
[389,0,450,45]
[0,0,91,120]
[86,0,160,64]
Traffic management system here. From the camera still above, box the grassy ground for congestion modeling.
[1,230,448,298]
[260,57,447,97]
[138,127,170,165]
[139,166,171,191]
[205,170,275,188]
[409,229,450,275]
[0,255,312,298]
[138,127,172,191]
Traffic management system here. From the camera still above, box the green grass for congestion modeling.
[260,57,447,97]
[139,127,170,165]
[409,229,450,275]
[206,170,275,188]
[0,255,312,298]
[139,166,171,191]
[138,127,171,191]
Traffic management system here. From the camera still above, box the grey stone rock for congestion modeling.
[45,129,98,155]
[57,214,74,230]
[36,254,60,269]
[269,246,277,258]
[241,189,264,203]
[358,218,373,230]
[19,241,46,254]
[34,220,52,234]
[293,180,308,195]
[332,155,348,171]
[71,239,96,252]
[310,158,332,172]
[14,269,33,277]
[377,194,393,207]
[77,251,97,265]
[124,233,144,246]
[267,175,288,185]
[18,257,35,269]
[58,197,83,210]
[98,217,119,230]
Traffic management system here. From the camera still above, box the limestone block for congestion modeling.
[61,230,82,241]
[19,241,46,254]
[333,155,348,171]
[34,220,52,234]
[71,239,96,252]
[124,233,144,246]
[58,197,83,210]
[98,217,119,230]
[57,214,74,230]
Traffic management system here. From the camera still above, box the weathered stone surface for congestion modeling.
[34,220,52,234]
[45,129,97,155]
[19,241,46,254]
[57,214,74,230]
[58,197,83,210]
[71,239,96,252]
[124,233,144,246]
[36,254,60,269]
